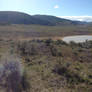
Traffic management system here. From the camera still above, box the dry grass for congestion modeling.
[0,24,92,41]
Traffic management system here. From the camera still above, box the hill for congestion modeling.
[33,15,85,25]
[0,11,86,26]
[0,11,51,25]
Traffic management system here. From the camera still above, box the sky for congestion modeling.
[0,0,92,21]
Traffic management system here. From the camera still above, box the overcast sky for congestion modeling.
[0,0,92,21]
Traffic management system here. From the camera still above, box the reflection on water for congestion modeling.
[63,35,92,43]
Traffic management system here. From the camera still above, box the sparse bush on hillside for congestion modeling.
[17,41,38,56]
[55,40,67,45]
[50,45,62,56]
[69,41,77,48]
[53,62,85,84]
[78,40,92,49]
[45,39,53,46]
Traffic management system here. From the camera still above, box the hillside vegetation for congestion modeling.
[0,39,92,92]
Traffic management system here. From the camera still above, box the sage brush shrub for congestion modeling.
[17,41,38,56]
[21,70,30,92]
[0,61,23,92]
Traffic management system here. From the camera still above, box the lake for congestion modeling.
[62,35,92,43]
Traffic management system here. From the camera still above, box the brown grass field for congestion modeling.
[0,24,92,41]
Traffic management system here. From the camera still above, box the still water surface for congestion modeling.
[63,35,92,43]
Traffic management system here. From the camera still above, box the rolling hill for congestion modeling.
[33,15,84,25]
[0,11,86,26]
[0,11,51,25]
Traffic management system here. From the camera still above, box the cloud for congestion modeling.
[54,5,59,9]
[59,16,92,22]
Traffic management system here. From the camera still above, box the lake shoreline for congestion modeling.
[62,35,92,43]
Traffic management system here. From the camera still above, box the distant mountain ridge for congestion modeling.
[0,11,88,26]
[33,15,87,25]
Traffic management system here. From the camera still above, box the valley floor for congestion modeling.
[0,24,92,92]
[0,24,92,40]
